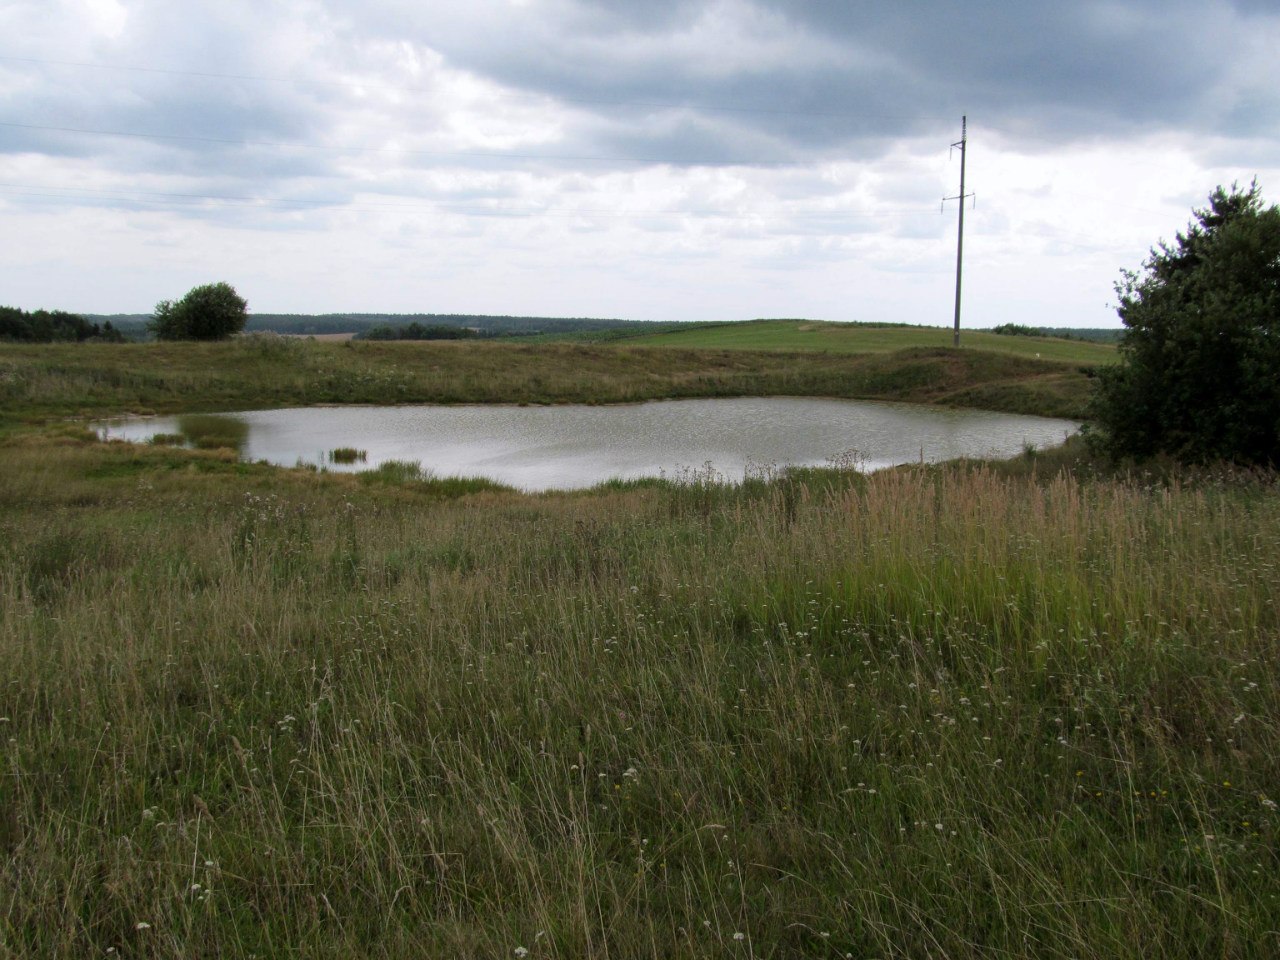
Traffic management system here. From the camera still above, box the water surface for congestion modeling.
[96,398,1079,491]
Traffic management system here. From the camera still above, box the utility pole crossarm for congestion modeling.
[941,116,975,348]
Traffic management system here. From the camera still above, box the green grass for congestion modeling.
[609,318,1119,364]
[0,428,1277,958]
[4,336,1273,957]
[0,336,1098,423]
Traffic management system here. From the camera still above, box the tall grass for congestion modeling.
[1,435,1277,957]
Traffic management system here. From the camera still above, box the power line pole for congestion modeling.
[942,116,974,347]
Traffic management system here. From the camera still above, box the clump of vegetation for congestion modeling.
[147,432,186,446]
[174,414,248,452]
[149,282,249,341]
[989,322,1041,337]
[1091,182,1280,466]
[368,458,425,482]
[328,447,367,464]
[0,305,125,343]
[988,323,1122,344]
[239,330,302,358]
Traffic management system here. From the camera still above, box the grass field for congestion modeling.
[0,335,1099,425]
[576,319,1119,365]
[4,336,1277,958]
[1,426,1277,958]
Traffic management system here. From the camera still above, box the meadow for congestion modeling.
[1,334,1276,959]
[0,333,1098,427]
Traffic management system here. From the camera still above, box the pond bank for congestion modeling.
[0,337,1096,427]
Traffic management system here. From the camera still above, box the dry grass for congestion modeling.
[1,432,1277,957]
[0,336,1096,427]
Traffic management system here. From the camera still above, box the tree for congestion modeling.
[0,305,107,342]
[149,282,248,341]
[1089,182,1280,466]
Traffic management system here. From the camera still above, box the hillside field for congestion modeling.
[0,336,1098,426]
[605,319,1118,365]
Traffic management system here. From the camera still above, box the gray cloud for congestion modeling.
[365,0,1278,156]
[8,0,1275,188]
[1,0,1277,325]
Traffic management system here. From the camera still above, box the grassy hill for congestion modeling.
[0,338,1096,425]
[604,319,1118,365]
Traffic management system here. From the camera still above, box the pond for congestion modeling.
[95,398,1080,491]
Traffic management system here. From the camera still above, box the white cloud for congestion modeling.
[1,0,1278,326]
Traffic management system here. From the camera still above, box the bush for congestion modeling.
[149,282,248,341]
[1090,183,1280,466]
[990,323,1041,337]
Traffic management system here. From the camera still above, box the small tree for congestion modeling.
[149,282,248,341]
[1090,183,1280,466]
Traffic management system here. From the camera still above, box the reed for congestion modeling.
[328,447,367,464]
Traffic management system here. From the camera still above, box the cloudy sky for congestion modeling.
[2,0,1278,327]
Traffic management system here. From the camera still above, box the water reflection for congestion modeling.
[174,414,250,453]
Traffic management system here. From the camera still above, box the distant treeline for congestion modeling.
[82,313,649,339]
[66,312,1126,344]
[240,313,644,337]
[989,323,1123,344]
[331,314,645,336]
[1,306,126,343]
[357,322,481,341]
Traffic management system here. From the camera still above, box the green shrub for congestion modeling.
[149,282,248,341]
[1090,183,1280,465]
